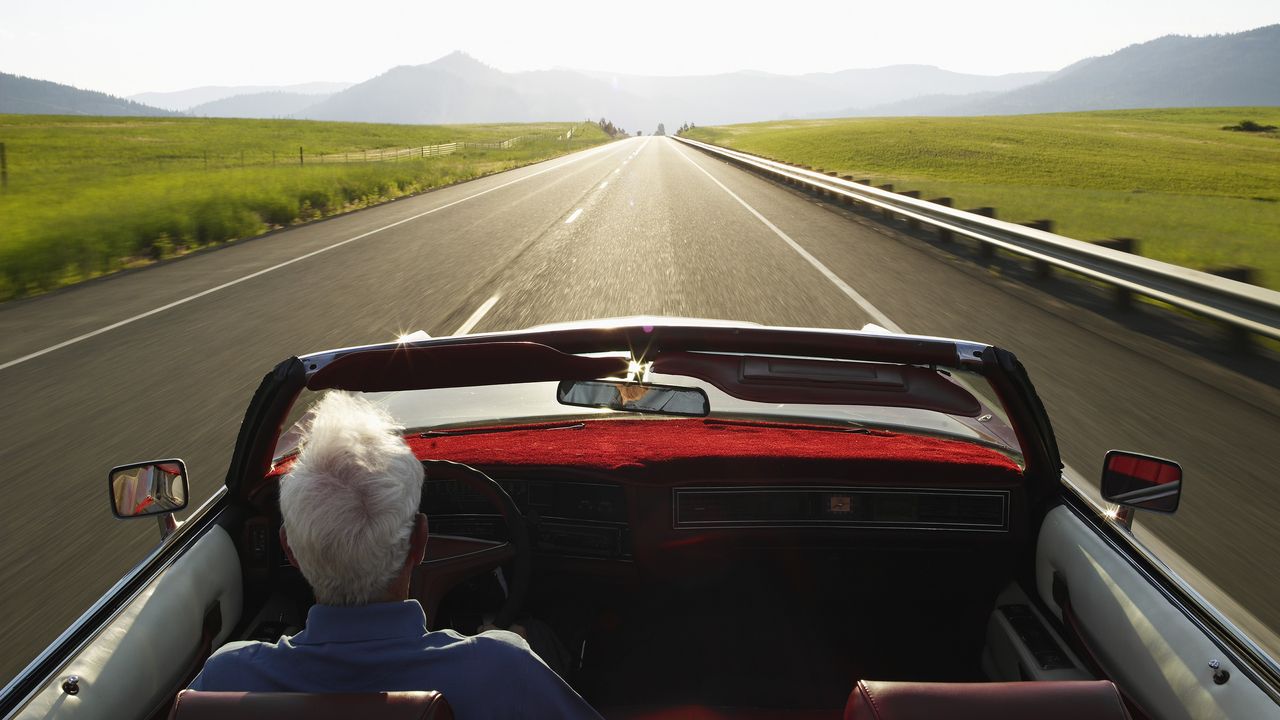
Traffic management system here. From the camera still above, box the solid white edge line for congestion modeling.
[0,140,628,373]
[670,140,904,333]
[452,295,501,336]
[565,208,584,224]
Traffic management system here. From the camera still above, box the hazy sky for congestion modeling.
[2,0,1276,96]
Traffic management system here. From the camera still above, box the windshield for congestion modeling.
[276,365,1023,466]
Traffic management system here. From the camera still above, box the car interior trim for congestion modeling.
[1037,504,1279,718]
[671,486,1010,532]
[0,489,233,719]
[1059,487,1280,704]
[8,525,242,720]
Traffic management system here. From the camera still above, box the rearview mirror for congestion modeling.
[109,459,189,519]
[1101,450,1181,514]
[558,380,709,417]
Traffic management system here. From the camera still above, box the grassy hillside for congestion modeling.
[683,108,1280,289]
[0,116,611,300]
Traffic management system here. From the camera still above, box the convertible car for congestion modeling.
[3,319,1278,719]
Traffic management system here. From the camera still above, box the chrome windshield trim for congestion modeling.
[295,321,992,380]
[955,341,988,370]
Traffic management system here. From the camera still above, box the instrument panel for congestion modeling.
[421,473,1013,566]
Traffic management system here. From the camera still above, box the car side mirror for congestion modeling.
[1101,450,1181,515]
[109,460,189,539]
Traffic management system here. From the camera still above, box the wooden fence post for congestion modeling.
[877,185,895,219]
[0,142,7,188]
[840,176,856,205]
[1094,237,1137,254]
[1095,238,1140,309]
[900,190,921,229]
[930,198,953,241]
[299,147,304,166]
[969,207,997,259]
[1022,220,1055,277]
[823,171,840,200]
[1094,239,1138,307]
[1205,266,1260,352]
[1206,266,1258,285]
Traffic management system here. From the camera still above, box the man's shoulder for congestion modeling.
[190,640,275,690]
[467,630,540,664]
[210,639,274,659]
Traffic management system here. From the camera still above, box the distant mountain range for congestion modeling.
[281,53,1051,130]
[861,23,1280,116]
[188,91,335,118]
[130,82,352,112]
[0,73,175,116]
[3,24,1277,127]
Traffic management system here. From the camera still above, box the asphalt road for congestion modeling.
[2,136,1278,684]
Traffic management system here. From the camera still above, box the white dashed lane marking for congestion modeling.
[671,139,902,332]
[452,295,500,336]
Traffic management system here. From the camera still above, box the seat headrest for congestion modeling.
[168,690,454,720]
[844,680,1130,720]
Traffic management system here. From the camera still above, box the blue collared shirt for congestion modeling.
[190,600,601,719]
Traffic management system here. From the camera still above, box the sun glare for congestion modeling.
[396,330,431,344]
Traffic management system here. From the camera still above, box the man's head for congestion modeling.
[280,392,426,606]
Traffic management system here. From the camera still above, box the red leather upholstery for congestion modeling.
[844,680,1131,720]
[167,690,453,720]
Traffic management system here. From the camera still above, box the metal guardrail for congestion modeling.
[673,135,1280,342]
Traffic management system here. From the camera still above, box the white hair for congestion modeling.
[280,392,424,606]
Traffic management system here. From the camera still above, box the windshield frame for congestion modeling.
[228,322,1055,501]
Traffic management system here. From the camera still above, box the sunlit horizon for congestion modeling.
[1,0,1276,97]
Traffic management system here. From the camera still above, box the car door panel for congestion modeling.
[12,526,242,720]
[1037,505,1279,719]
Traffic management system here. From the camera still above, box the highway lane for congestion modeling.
[2,136,1278,683]
[0,137,640,680]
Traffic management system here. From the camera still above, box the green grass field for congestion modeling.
[0,116,613,300]
[683,108,1280,289]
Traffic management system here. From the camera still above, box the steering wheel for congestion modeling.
[414,460,531,630]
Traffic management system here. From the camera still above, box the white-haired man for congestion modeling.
[190,392,602,719]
